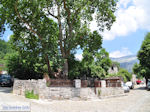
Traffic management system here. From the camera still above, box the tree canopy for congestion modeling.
[136,32,150,82]
[0,0,117,78]
[0,39,14,71]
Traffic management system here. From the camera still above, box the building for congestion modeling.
[108,64,119,74]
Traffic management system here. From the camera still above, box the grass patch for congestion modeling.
[25,90,39,99]
[98,89,101,96]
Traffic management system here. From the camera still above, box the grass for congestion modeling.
[25,90,39,99]
[98,89,101,96]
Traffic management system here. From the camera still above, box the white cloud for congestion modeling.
[75,53,83,61]
[102,0,150,40]
[109,48,132,58]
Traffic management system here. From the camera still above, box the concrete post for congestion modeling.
[121,81,124,87]
[74,79,81,88]
[101,80,106,88]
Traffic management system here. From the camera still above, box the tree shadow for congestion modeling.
[0,87,13,93]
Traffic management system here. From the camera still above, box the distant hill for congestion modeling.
[111,55,139,73]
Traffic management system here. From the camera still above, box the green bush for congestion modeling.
[25,90,39,99]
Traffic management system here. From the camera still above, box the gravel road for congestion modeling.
[0,85,149,112]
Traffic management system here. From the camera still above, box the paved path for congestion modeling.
[0,85,150,112]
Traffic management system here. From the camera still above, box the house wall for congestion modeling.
[108,66,119,74]
[13,79,124,100]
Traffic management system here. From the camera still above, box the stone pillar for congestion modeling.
[101,80,106,88]
[121,81,124,87]
[38,79,47,99]
[74,79,81,88]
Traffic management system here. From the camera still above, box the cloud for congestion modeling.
[75,53,83,61]
[109,48,132,58]
[102,0,150,40]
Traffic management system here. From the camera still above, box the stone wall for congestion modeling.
[108,66,119,74]
[96,87,124,98]
[13,79,124,100]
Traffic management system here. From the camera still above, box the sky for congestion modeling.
[91,0,150,58]
[1,0,150,59]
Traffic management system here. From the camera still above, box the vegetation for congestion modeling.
[118,69,132,82]
[133,33,150,84]
[111,61,120,69]
[6,53,43,79]
[68,48,112,79]
[0,39,14,71]
[132,63,143,79]
[0,0,117,79]
[106,68,132,82]
[25,90,39,99]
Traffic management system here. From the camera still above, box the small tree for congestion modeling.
[132,63,143,79]
[82,48,112,79]
[118,68,132,82]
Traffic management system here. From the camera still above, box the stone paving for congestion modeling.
[0,85,150,112]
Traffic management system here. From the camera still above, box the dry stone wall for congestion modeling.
[13,79,124,100]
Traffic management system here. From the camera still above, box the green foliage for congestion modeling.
[106,73,118,78]
[106,68,132,82]
[68,48,112,79]
[68,55,82,79]
[6,53,43,79]
[0,0,117,77]
[81,48,112,79]
[98,89,101,96]
[0,0,59,76]
[0,39,14,70]
[118,69,132,82]
[25,90,39,99]
[137,33,150,80]
[132,63,145,79]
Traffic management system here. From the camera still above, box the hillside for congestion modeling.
[111,55,139,73]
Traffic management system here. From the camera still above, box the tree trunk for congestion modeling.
[45,54,53,76]
[63,59,68,78]
[57,4,69,78]
[146,77,148,87]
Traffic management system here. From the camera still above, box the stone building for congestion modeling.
[108,64,119,74]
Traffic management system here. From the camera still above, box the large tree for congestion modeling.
[0,0,117,77]
[132,63,144,79]
[0,0,59,76]
[137,32,150,83]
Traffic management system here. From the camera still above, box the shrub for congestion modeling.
[25,90,39,99]
[98,89,101,96]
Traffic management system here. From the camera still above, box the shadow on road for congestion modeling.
[0,87,13,93]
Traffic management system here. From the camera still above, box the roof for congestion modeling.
[105,76,123,80]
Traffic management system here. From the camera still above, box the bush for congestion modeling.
[25,90,39,99]
[118,69,132,82]
[6,53,43,79]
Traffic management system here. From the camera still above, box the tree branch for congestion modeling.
[15,0,54,75]
[47,6,58,19]
[14,0,42,41]
[57,4,66,58]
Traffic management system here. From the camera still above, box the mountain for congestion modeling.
[111,55,139,73]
